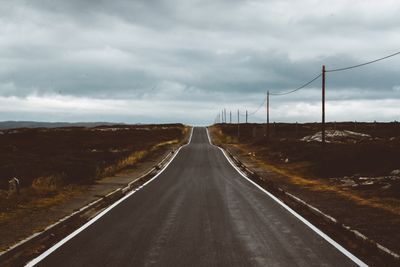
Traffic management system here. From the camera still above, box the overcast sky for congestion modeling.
[0,0,399,125]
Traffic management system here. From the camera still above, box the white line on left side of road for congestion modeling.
[205,127,367,267]
[26,127,193,267]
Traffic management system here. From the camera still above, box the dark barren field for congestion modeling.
[210,122,400,259]
[0,124,189,253]
[212,122,400,179]
[0,124,187,190]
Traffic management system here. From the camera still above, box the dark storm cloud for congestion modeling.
[0,0,399,123]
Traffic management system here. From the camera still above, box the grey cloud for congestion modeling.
[0,0,399,124]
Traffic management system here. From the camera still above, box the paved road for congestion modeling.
[31,127,360,266]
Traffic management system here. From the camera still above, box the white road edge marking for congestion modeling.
[205,128,367,267]
[26,127,193,267]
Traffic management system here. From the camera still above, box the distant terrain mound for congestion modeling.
[0,121,125,129]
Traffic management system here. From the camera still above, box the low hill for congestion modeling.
[0,121,125,129]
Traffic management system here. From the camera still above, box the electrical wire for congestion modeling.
[269,73,322,96]
[223,51,399,121]
[244,73,321,116]
[247,94,268,116]
[326,51,400,72]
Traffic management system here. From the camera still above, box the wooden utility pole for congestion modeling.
[224,108,226,124]
[230,111,232,123]
[246,110,248,123]
[266,90,270,141]
[322,65,326,146]
[237,109,240,140]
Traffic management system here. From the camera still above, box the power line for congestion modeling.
[218,51,400,124]
[269,73,322,96]
[247,94,267,116]
[245,73,322,116]
[326,51,400,72]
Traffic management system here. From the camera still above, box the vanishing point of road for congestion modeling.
[29,127,362,267]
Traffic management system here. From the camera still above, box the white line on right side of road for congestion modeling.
[205,127,367,267]
[26,127,193,267]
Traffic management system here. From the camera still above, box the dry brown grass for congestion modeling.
[210,126,400,216]
[0,185,83,223]
[98,139,180,178]
[0,124,188,189]
[32,174,65,193]
[254,154,400,215]
[0,125,191,252]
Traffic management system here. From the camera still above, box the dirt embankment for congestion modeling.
[0,124,190,252]
[210,122,400,259]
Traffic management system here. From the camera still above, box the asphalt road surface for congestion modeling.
[30,127,361,267]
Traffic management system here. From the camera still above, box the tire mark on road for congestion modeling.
[143,190,185,266]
